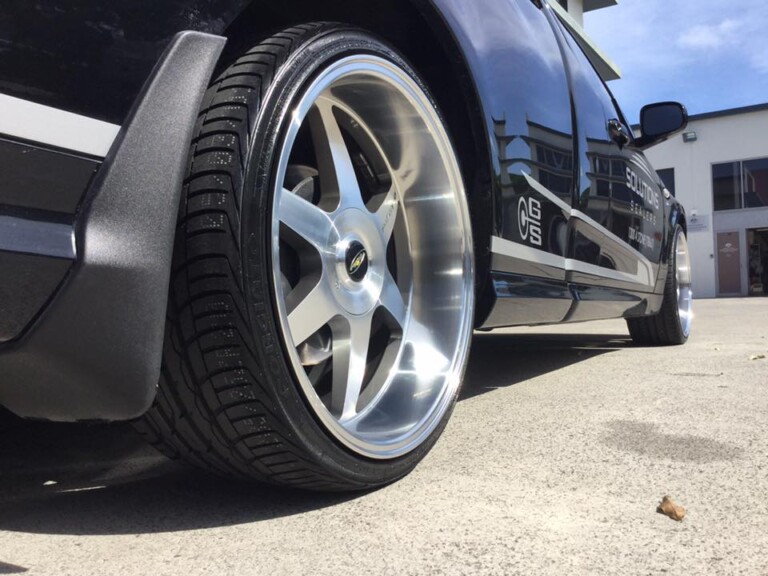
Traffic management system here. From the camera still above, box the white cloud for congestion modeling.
[678,20,740,49]
[584,0,768,118]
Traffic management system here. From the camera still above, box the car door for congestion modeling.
[555,25,661,295]
[432,0,578,325]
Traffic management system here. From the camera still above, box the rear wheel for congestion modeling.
[137,24,475,490]
[627,225,692,346]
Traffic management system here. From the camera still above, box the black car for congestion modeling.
[0,0,692,490]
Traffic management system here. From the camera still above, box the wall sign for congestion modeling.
[687,214,710,233]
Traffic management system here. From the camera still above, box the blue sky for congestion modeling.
[584,0,768,123]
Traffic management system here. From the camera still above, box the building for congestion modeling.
[549,0,621,81]
[643,104,768,298]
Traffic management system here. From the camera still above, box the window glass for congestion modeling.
[657,168,675,196]
[743,158,768,208]
[557,0,569,10]
[713,162,742,211]
[713,158,768,211]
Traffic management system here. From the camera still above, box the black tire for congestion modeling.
[627,225,692,346]
[136,24,474,491]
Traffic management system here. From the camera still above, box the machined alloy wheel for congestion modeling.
[674,227,693,338]
[272,55,474,458]
[627,224,692,346]
[138,24,475,490]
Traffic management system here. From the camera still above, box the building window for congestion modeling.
[657,168,675,196]
[713,158,768,211]
[558,0,569,10]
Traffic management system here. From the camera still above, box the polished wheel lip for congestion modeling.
[675,227,693,338]
[270,55,474,459]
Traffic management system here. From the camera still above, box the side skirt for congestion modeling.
[481,271,663,330]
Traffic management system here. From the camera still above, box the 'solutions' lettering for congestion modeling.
[626,167,660,211]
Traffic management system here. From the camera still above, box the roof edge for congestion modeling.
[583,0,619,13]
[687,102,768,122]
[630,102,768,130]
[547,0,622,81]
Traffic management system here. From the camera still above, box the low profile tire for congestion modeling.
[136,24,475,490]
[627,225,692,346]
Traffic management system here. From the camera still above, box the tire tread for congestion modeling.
[137,23,363,491]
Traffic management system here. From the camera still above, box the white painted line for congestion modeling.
[0,93,120,157]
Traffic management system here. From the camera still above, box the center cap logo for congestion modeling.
[345,241,369,282]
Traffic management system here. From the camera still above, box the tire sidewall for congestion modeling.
[666,225,689,344]
[239,26,466,487]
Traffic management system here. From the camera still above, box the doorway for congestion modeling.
[717,231,741,295]
[748,228,768,296]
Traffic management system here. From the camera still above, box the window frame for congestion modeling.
[656,168,676,197]
[712,155,768,213]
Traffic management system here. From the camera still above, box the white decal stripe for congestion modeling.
[565,259,650,286]
[491,237,653,287]
[571,208,655,284]
[522,172,655,287]
[0,94,120,157]
[522,173,571,214]
[491,236,566,269]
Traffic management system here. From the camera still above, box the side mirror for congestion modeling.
[637,102,688,148]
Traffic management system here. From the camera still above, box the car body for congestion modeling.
[0,0,690,488]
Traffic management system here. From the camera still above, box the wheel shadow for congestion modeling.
[460,331,631,401]
[0,412,356,536]
[0,331,630,536]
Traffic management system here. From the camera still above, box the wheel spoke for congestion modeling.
[379,271,408,330]
[287,279,338,346]
[279,188,334,249]
[331,314,373,420]
[309,97,365,211]
[374,184,399,242]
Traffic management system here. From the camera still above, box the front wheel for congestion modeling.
[627,225,692,346]
[137,23,475,490]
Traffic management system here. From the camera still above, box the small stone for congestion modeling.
[749,354,766,361]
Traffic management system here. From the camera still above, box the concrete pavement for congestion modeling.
[0,298,766,575]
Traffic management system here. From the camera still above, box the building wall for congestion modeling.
[568,0,585,25]
[643,108,768,298]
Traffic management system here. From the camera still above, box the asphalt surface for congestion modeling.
[1,298,766,576]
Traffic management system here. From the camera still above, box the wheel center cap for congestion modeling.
[345,241,369,282]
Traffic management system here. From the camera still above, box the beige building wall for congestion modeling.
[643,107,768,298]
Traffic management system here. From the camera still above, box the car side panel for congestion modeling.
[0,0,249,123]
[432,0,576,324]
[552,17,663,295]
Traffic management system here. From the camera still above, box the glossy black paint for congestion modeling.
[433,0,682,327]
[0,0,687,419]
[484,272,572,328]
[0,252,71,343]
[564,284,659,324]
[0,137,99,214]
[0,138,96,341]
[0,31,225,421]
[638,101,689,147]
[0,0,247,122]
[485,271,663,329]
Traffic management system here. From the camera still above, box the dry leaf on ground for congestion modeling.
[657,495,686,521]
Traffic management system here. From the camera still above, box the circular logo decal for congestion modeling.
[345,241,369,282]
